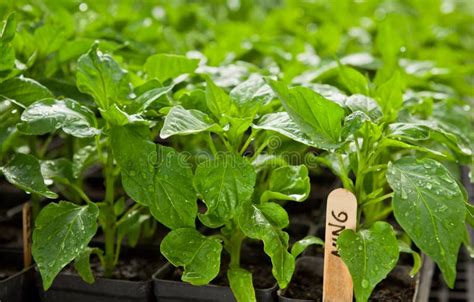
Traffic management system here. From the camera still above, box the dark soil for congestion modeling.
[63,253,165,281]
[283,268,323,301]
[282,263,415,301]
[166,250,276,289]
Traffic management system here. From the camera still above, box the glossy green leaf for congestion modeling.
[32,201,99,290]
[17,98,100,137]
[160,105,222,139]
[337,65,369,95]
[0,78,53,107]
[398,241,422,277]
[338,221,399,302]
[375,72,403,122]
[345,94,382,121]
[194,154,256,227]
[128,85,173,113]
[253,112,315,146]
[239,202,294,288]
[144,54,199,82]
[111,124,197,229]
[387,158,466,287]
[41,158,74,184]
[160,228,222,285]
[229,76,272,117]
[205,76,232,120]
[0,13,16,42]
[291,236,324,258]
[100,104,149,126]
[0,153,57,198]
[72,145,96,178]
[261,165,310,202]
[228,268,256,302]
[74,248,97,284]
[77,43,129,109]
[268,80,346,150]
[466,202,474,227]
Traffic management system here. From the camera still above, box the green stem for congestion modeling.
[250,136,271,162]
[229,228,244,269]
[205,133,218,157]
[361,192,393,208]
[239,130,257,155]
[103,141,116,277]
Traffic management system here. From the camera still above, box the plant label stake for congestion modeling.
[22,202,32,268]
[323,188,357,302]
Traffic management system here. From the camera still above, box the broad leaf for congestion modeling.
[32,201,99,290]
[160,105,222,139]
[194,154,256,227]
[160,228,222,285]
[0,78,53,107]
[239,202,294,288]
[261,165,310,202]
[0,153,57,198]
[268,80,346,150]
[17,98,100,137]
[338,221,399,302]
[228,268,256,302]
[144,54,199,82]
[253,112,316,146]
[111,124,197,229]
[77,43,129,109]
[387,157,465,287]
[229,76,272,117]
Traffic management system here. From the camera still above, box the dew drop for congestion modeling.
[361,279,369,288]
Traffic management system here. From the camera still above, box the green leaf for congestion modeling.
[261,165,310,202]
[338,221,399,302]
[228,268,256,302]
[1,13,16,42]
[466,202,474,227]
[205,76,232,120]
[160,228,222,285]
[398,241,422,277]
[291,236,324,258]
[41,158,74,185]
[76,43,129,109]
[111,124,197,229]
[253,112,316,146]
[32,201,99,290]
[337,65,369,95]
[194,154,256,228]
[160,105,222,139]
[17,98,100,137]
[100,104,149,126]
[128,85,173,113]
[229,76,272,117]
[387,158,466,287]
[345,94,382,121]
[0,78,53,107]
[375,72,403,122]
[74,248,97,284]
[239,202,294,288]
[0,153,57,198]
[144,54,199,82]
[72,145,96,178]
[267,80,346,150]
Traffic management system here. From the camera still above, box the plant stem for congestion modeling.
[239,130,257,155]
[361,192,393,208]
[103,141,116,277]
[205,133,218,157]
[229,228,244,269]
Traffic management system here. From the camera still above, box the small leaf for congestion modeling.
[205,76,232,120]
[194,154,256,227]
[345,94,382,121]
[1,13,16,42]
[387,158,465,287]
[76,43,129,109]
[375,72,403,122]
[228,268,256,302]
[74,248,98,284]
[32,201,99,290]
[0,153,57,198]
[261,165,310,203]
[338,221,399,302]
[144,54,199,82]
[41,158,74,185]
[100,104,149,126]
[17,98,100,137]
[128,85,173,113]
[398,241,422,277]
[160,228,222,285]
[239,202,294,288]
[337,65,369,95]
[291,236,324,258]
[160,105,222,139]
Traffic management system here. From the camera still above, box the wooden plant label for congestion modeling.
[323,188,357,302]
[22,202,32,268]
